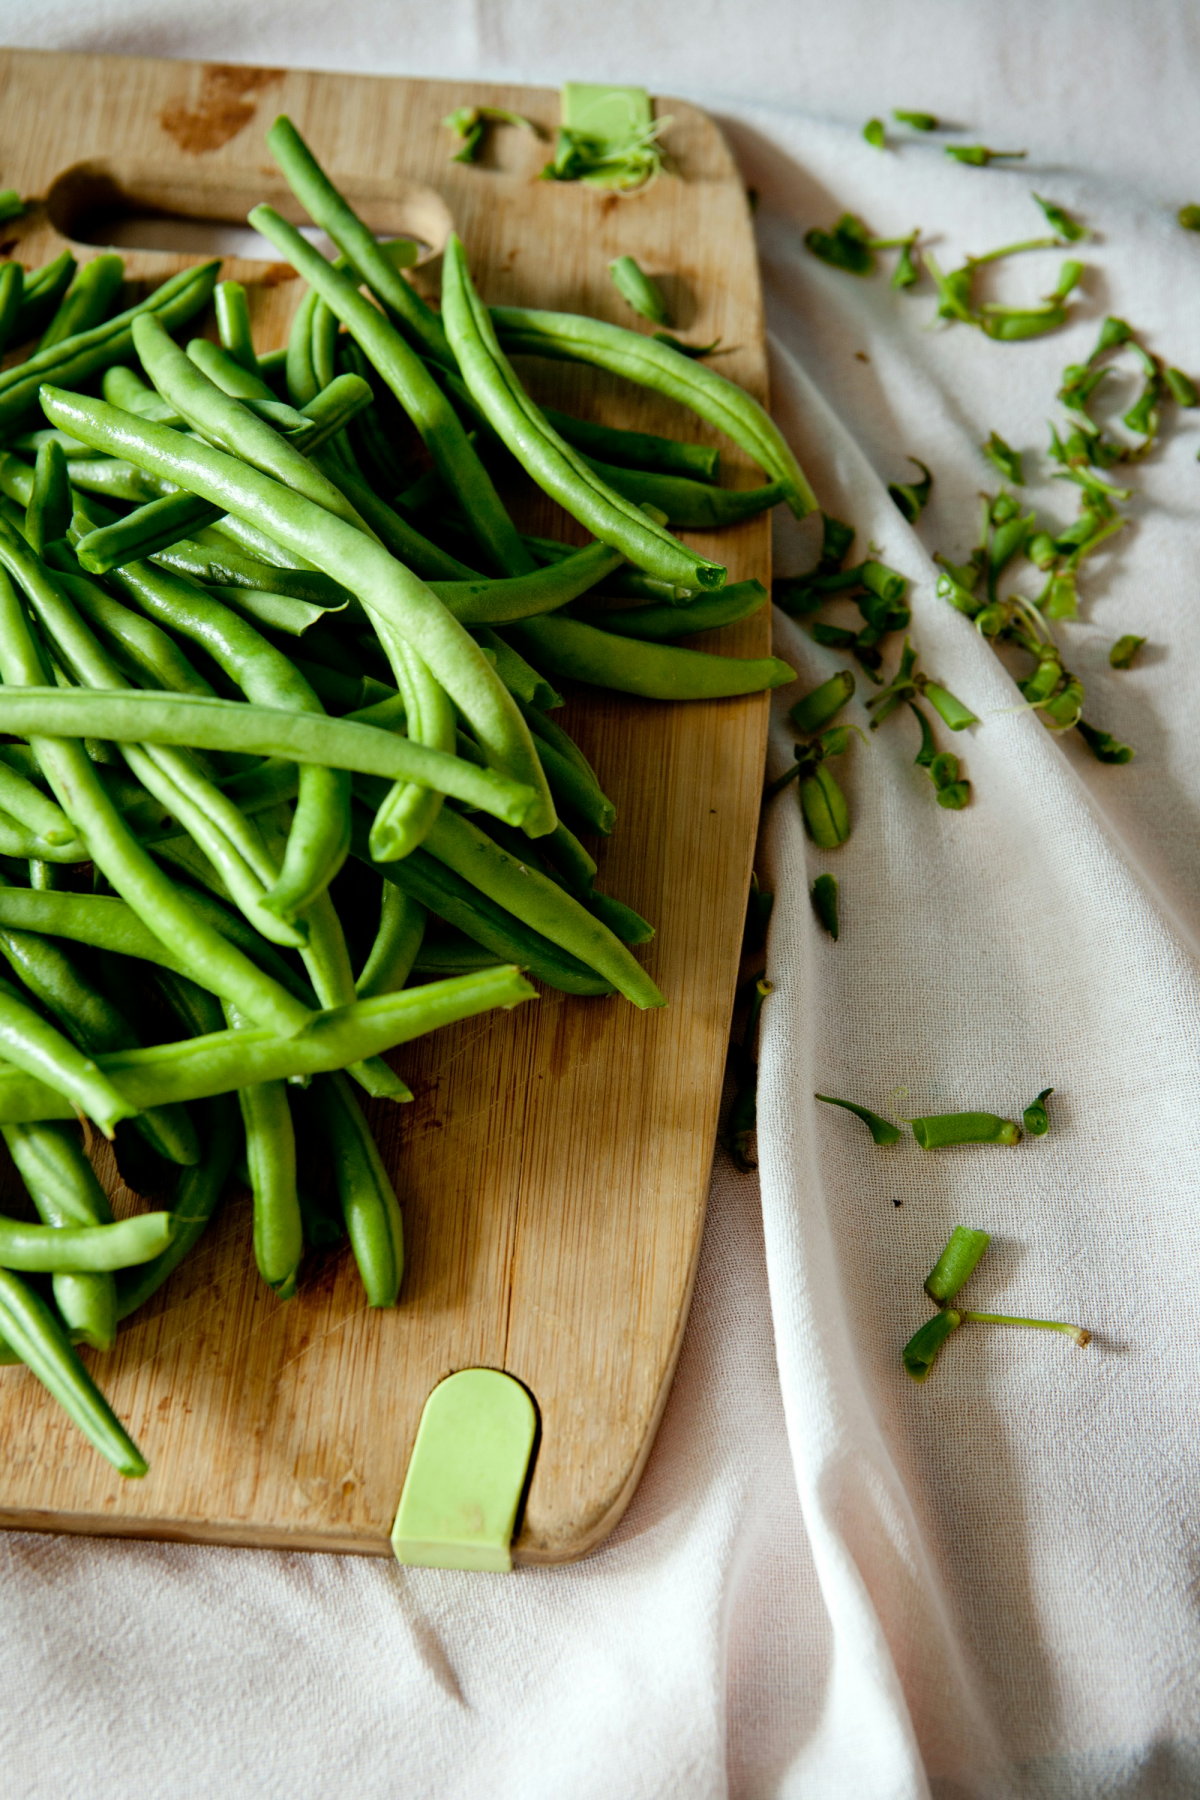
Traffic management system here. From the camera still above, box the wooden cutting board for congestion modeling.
[0,47,772,1563]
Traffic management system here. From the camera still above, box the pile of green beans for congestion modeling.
[0,116,806,1478]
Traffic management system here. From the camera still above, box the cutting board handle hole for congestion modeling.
[42,158,454,269]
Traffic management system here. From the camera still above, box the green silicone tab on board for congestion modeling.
[561,83,653,152]
[391,1369,537,1573]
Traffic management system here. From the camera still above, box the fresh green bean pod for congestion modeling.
[0,1266,147,1475]
[57,571,215,698]
[506,614,794,700]
[38,254,125,352]
[608,255,672,326]
[477,627,562,710]
[309,1072,405,1306]
[150,536,353,610]
[0,1208,173,1272]
[27,437,72,553]
[441,237,727,592]
[308,445,481,581]
[424,809,663,1007]
[115,1094,240,1319]
[356,885,426,998]
[226,1004,302,1297]
[538,406,719,482]
[12,250,75,342]
[3,1120,116,1350]
[266,115,452,367]
[0,260,220,430]
[41,388,557,834]
[0,748,83,848]
[0,563,313,1039]
[0,261,25,358]
[214,279,258,373]
[352,824,613,996]
[492,305,817,517]
[0,970,137,1136]
[430,541,623,625]
[188,336,272,401]
[579,580,767,641]
[583,460,786,528]
[247,204,532,576]
[102,363,185,424]
[0,965,537,1121]
[925,1226,992,1301]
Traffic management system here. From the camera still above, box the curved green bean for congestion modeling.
[38,254,125,352]
[539,406,720,481]
[0,751,83,848]
[41,388,557,834]
[356,885,426,998]
[57,571,215,698]
[247,204,532,577]
[115,1094,241,1319]
[310,1072,404,1305]
[431,540,623,625]
[0,686,538,827]
[492,305,817,518]
[0,260,219,430]
[3,1120,116,1350]
[0,1266,146,1476]
[266,115,452,368]
[102,363,184,424]
[0,1209,173,1272]
[584,461,786,529]
[580,579,768,640]
[0,566,313,1039]
[441,236,727,593]
[0,971,136,1136]
[308,444,482,581]
[227,1004,302,1297]
[507,613,794,700]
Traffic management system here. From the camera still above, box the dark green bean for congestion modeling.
[12,250,75,342]
[506,614,794,700]
[583,460,785,528]
[38,254,125,352]
[0,260,219,431]
[115,1094,240,1319]
[151,537,353,610]
[309,1072,404,1306]
[3,1120,116,1349]
[0,262,24,359]
[577,579,767,641]
[356,885,426,998]
[540,406,720,481]
[0,1266,147,1475]
[492,305,818,518]
[42,388,557,833]
[247,203,532,576]
[442,237,728,592]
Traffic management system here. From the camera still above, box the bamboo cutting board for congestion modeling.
[0,48,772,1563]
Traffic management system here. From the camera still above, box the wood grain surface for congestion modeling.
[0,48,772,1562]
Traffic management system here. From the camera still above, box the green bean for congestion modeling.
[356,885,425,998]
[224,1002,302,1296]
[0,891,192,973]
[911,1111,1021,1149]
[0,964,537,1121]
[608,255,671,325]
[339,340,413,495]
[266,115,452,368]
[476,627,562,711]
[0,1207,173,1272]
[492,305,817,518]
[309,1071,404,1305]
[0,261,219,431]
[367,624,455,863]
[111,558,351,918]
[214,279,258,373]
[38,254,125,352]
[0,1265,146,1474]
[538,406,720,481]
[412,932,503,974]
[0,966,138,1135]
[150,537,352,610]
[0,748,83,850]
[42,388,558,834]
[27,438,72,554]
[0,886,198,1165]
[135,314,372,535]
[12,250,75,343]
[0,684,542,831]
[3,1121,116,1349]
[583,460,786,528]
[431,541,624,625]
[308,445,482,581]
[424,809,663,1006]
[506,614,794,700]
[579,579,767,641]
[514,700,615,834]
[0,565,313,1037]
[75,375,374,574]
[925,1226,992,1303]
[188,336,272,402]
[352,823,613,995]
[0,261,24,359]
[115,1094,240,1319]
[57,571,215,698]
[247,204,532,578]
[102,363,184,424]
[442,238,728,593]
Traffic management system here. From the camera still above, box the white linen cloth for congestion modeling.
[0,3,1198,1794]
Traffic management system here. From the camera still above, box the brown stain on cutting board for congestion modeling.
[160,64,284,155]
